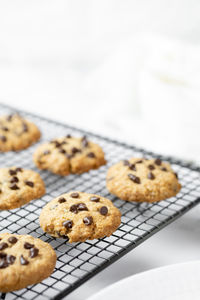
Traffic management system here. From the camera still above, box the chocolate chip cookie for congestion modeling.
[0,167,45,209]
[0,113,41,152]
[40,191,121,242]
[33,135,106,176]
[0,232,56,292]
[106,158,181,202]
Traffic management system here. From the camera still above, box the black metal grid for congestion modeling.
[0,102,200,300]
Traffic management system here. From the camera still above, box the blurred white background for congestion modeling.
[0,1,200,299]
[0,0,200,162]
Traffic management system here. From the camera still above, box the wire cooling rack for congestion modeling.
[0,102,200,300]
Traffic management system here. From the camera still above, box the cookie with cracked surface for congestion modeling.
[0,167,45,210]
[39,191,121,243]
[33,135,106,176]
[106,158,181,202]
[0,232,56,292]
[0,113,41,152]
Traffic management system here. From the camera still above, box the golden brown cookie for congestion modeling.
[40,191,121,243]
[33,135,106,176]
[106,158,181,202]
[0,232,56,292]
[0,167,45,210]
[0,113,41,152]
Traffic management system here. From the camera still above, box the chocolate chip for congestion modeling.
[59,149,66,154]
[9,169,17,176]
[58,197,66,203]
[54,141,61,148]
[128,174,141,184]
[0,259,9,269]
[23,123,28,132]
[161,167,167,172]
[50,140,60,147]
[90,196,100,202]
[10,183,19,190]
[129,164,136,171]
[69,202,88,213]
[20,255,29,265]
[15,167,23,172]
[43,150,50,155]
[8,236,18,244]
[60,141,67,145]
[56,232,69,241]
[71,147,81,154]
[63,220,73,229]
[136,160,143,164]
[0,189,2,194]
[0,253,6,258]
[155,158,162,165]
[123,160,130,166]
[10,176,19,183]
[70,204,78,214]
[87,152,95,158]
[0,243,8,251]
[25,181,34,188]
[7,255,16,265]
[30,247,39,258]
[70,192,79,198]
[82,136,88,147]
[83,216,93,225]
[2,126,9,132]
[148,172,155,180]
[77,203,88,211]
[24,242,34,249]
[174,172,178,179]
[148,164,155,170]
[66,134,71,138]
[0,135,7,142]
[99,206,108,215]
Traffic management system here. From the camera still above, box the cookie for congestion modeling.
[33,135,106,176]
[40,191,121,243]
[0,232,56,292]
[0,113,41,152]
[0,167,45,210]
[106,158,181,202]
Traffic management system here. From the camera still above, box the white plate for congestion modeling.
[88,261,200,300]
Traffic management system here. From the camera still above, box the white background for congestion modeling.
[0,1,200,299]
[1,0,200,161]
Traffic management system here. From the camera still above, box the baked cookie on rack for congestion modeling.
[0,232,56,292]
[40,191,121,243]
[33,135,106,176]
[0,167,45,210]
[106,158,181,202]
[0,113,41,152]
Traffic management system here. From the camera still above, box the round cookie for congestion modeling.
[0,232,56,292]
[40,191,121,243]
[33,135,106,176]
[0,113,41,152]
[0,167,45,210]
[106,158,181,202]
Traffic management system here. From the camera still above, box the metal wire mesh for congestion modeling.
[0,102,200,300]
